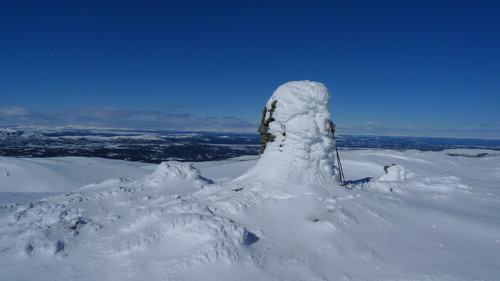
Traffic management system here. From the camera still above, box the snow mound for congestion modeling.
[237,81,337,185]
[0,166,253,276]
[379,164,415,181]
[147,161,213,187]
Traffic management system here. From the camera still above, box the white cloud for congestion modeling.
[1,106,497,138]
[360,121,380,126]
[336,123,500,139]
[0,106,258,132]
[0,106,37,117]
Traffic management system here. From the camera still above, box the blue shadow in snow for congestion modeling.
[345,177,373,186]
[244,231,260,246]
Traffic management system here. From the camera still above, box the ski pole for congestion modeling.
[330,123,347,187]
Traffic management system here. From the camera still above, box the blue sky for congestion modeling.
[1,0,499,138]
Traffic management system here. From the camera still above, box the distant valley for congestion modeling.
[1,127,499,163]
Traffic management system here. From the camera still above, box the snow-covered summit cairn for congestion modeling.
[239,81,338,185]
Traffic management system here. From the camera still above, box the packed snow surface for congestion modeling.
[0,157,153,194]
[0,149,499,280]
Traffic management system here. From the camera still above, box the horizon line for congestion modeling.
[2,125,500,141]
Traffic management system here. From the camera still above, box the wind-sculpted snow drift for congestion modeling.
[1,81,499,281]
[1,161,253,278]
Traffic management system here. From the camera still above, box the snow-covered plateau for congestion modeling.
[1,149,499,281]
[1,81,499,280]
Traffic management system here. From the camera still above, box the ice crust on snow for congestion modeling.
[239,81,338,185]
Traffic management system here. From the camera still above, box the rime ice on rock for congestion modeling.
[239,81,338,185]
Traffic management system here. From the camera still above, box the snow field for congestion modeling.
[0,149,499,280]
[0,162,257,280]
[0,156,154,193]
